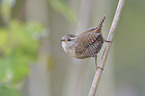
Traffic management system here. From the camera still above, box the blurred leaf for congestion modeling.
[0,20,45,84]
[48,0,77,25]
[0,87,21,96]
[0,56,29,84]
[0,28,8,47]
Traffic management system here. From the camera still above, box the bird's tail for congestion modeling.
[99,15,106,26]
[95,15,106,33]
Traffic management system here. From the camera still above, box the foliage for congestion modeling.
[0,87,21,96]
[0,20,45,95]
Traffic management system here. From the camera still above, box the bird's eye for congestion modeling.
[68,39,72,41]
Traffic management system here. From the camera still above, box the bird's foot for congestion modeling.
[104,39,112,43]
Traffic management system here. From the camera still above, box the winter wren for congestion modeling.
[61,16,110,69]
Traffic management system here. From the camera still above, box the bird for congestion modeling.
[61,16,110,70]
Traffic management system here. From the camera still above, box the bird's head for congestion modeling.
[61,34,77,47]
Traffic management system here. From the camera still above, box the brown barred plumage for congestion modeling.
[61,16,108,59]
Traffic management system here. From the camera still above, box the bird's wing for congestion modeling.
[75,32,102,54]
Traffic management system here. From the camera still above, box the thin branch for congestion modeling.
[88,0,126,96]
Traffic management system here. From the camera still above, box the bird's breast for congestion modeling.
[61,42,76,57]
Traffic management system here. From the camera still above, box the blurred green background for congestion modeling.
[0,0,145,96]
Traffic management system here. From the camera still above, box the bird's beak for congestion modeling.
[60,39,65,42]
